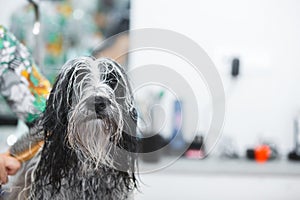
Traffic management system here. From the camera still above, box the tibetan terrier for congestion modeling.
[6,57,138,200]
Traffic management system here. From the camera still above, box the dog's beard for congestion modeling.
[67,97,124,170]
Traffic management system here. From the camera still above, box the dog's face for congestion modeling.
[36,57,137,187]
[50,57,136,167]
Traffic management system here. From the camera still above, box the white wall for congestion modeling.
[130,0,300,154]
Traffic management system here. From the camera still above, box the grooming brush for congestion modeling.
[0,127,43,196]
[9,125,44,163]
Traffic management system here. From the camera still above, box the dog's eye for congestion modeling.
[103,69,120,89]
[107,79,118,89]
[130,108,138,121]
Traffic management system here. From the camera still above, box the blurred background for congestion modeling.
[1,0,300,199]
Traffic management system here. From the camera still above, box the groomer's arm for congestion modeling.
[0,25,50,125]
[0,153,21,185]
[0,25,51,185]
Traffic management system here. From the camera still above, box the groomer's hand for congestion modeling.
[0,153,21,185]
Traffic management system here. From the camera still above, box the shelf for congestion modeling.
[138,156,300,177]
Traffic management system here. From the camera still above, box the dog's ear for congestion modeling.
[112,111,138,190]
[43,62,77,132]
[109,60,138,184]
[112,59,139,155]
[33,62,79,196]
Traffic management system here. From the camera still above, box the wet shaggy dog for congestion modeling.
[6,57,138,200]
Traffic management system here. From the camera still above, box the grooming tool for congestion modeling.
[246,143,278,163]
[288,115,300,161]
[169,100,186,154]
[231,57,240,78]
[9,125,44,163]
[28,0,41,66]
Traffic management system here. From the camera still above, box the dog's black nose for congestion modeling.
[86,96,111,115]
[94,96,110,111]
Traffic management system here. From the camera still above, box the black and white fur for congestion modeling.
[7,57,138,200]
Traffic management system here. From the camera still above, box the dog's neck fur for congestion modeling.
[30,156,135,200]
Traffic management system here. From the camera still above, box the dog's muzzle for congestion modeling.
[85,96,111,119]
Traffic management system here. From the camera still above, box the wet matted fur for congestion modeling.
[5,57,138,200]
